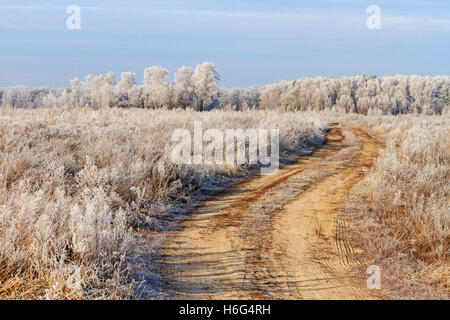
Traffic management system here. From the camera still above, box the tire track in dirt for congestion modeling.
[159,126,384,299]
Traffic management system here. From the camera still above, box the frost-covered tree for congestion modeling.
[192,62,220,111]
[70,78,82,107]
[143,66,171,109]
[174,65,194,109]
[100,72,116,108]
[260,82,285,110]
[217,87,261,110]
[115,72,139,108]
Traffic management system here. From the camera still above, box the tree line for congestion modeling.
[1,63,448,115]
[260,74,449,115]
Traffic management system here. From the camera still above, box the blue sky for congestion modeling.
[1,0,449,88]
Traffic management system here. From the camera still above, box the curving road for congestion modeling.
[159,126,384,300]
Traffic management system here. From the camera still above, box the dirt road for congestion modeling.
[159,126,383,299]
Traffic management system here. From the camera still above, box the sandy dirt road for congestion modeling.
[159,126,384,299]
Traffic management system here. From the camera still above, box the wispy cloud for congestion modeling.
[1,4,323,19]
[4,5,53,9]
[4,4,450,31]
[384,15,450,31]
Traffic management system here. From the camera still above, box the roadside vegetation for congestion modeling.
[344,115,449,299]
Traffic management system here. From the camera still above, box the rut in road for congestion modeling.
[159,126,383,299]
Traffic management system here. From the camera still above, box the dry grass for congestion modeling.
[1,105,447,299]
[0,106,325,299]
[343,115,449,299]
[369,120,449,261]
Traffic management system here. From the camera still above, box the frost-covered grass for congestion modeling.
[343,115,449,299]
[0,107,325,299]
[367,116,449,262]
[2,106,446,299]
